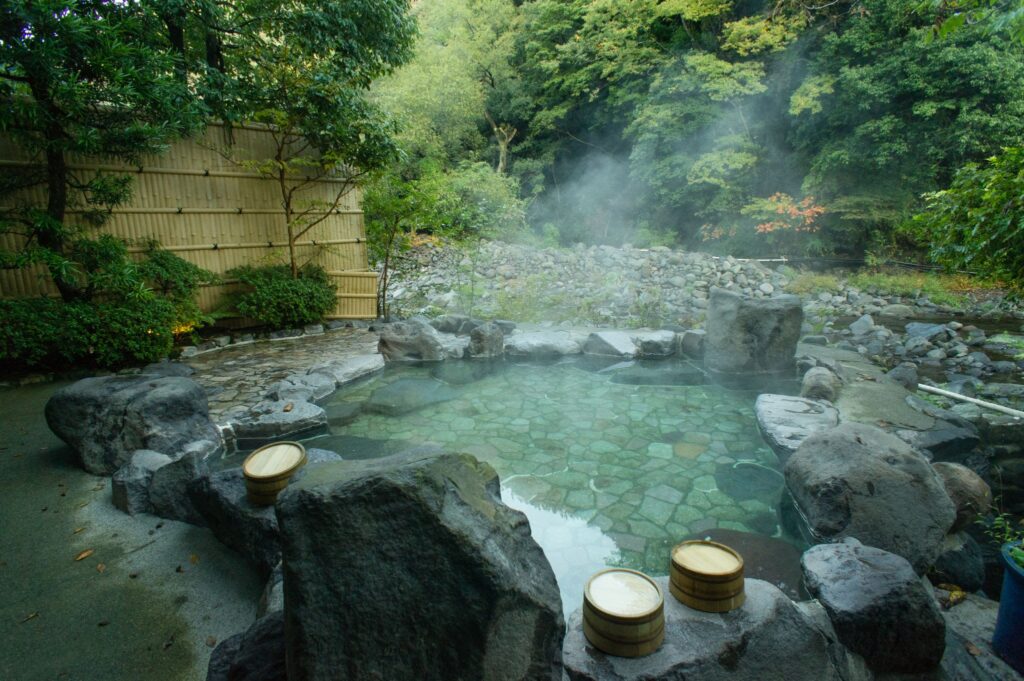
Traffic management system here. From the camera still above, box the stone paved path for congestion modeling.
[184,328,379,424]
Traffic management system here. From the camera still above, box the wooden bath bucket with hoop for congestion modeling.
[583,568,665,657]
[242,441,307,506]
[669,540,745,613]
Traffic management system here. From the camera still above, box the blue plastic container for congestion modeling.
[993,542,1024,674]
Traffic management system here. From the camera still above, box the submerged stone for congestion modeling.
[682,528,806,601]
[713,461,784,504]
[365,378,458,415]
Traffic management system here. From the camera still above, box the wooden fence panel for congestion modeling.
[0,123,377,319]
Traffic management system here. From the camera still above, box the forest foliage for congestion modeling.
[367,0,1024,266]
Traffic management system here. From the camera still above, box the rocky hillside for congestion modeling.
[382,241,1023,329]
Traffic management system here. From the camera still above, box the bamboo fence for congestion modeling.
[0,122,378,319]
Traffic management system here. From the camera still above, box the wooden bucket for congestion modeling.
[582,568,665,658]
[669,540,745,613]
[242,441,307,506]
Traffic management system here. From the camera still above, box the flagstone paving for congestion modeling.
[183,327,379,423]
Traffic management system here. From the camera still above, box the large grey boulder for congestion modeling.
[111,450,172,515]
[634,330,676,358]
[847,314,875,337]
[784,422,956,574]
[275,451,564,681]
[263,372,335,403]
[228,400,326,449]
[704,288,803,375]
[930,532,986,592]
[896,395,981,462]
[431,314,481,335]
[932,462,992,532]
[378,319,447,361]
[678,329,705,359]
[189,449,342,576]
[800,367,841,402]
[801,538,946,673]
[583,331,638,357]
[149,443,219,525]
[754,395,839,465]
[206,611,285,681]
[45,375,221,475]
[189,468,281,576]
[468,321,504,358]
[505,331,584,358]
[563,578,840,681]
[886,361,919,391]
[307,354,385,386]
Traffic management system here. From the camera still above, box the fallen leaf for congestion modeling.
[74,549,94,562]
[92,483,104,491]
[73,527,85,535]
[97,619,110,627]
[205,636,218,648]
[965,642,982,656]
[946,590,967,608]
[189,553,199,565]
[175,565,184,573]
[95,563,106,574]
[76,502,88,509]
[19,612,38,623]
[283,402,294,412]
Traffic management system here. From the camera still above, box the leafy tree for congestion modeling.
[790,0,1024,250]
[0,0,203,300]
[210,0,417,278]
[364,162,526,316]
[908,147,1024,289]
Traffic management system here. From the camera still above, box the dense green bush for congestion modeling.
[137,242,218,332]
[0,296,176,370]
[0,242,211,371]
[230,265,336,328]
[909,148,1024,291]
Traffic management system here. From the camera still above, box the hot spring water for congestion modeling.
[307,357,795,613]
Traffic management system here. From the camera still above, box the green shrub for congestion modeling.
[79,298,177,367]
[0,296,175,370]
[0,298,80,368]
[137,243,218,333]
[909,148,1024,292]
[786,272,842,295]
[230,265,336,328]
[847,270,971,307]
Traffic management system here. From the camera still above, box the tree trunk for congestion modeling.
[496,137,509,175]
[378,224,397,319]
[162,12,187,81]
[40,146,80,301]
[484,110,516,175]
[27,72,79,301]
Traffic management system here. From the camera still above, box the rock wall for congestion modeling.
[385,242,789,326]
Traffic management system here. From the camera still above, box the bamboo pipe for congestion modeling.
[125,238,363,253]
[917,384,1024,419]
[0,159,358,184]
